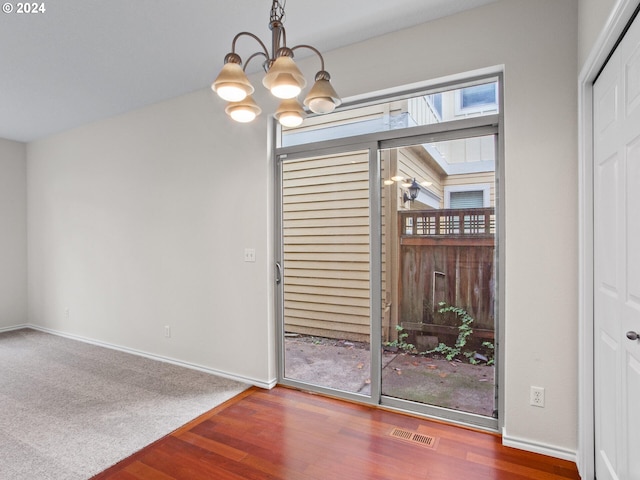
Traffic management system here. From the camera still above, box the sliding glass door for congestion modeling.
[277,146,379,398]
[275,75,501,430]
[378,136,497,424]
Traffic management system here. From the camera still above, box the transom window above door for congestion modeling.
[279,79,500,148]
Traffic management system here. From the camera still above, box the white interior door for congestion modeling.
[593,12,640,480]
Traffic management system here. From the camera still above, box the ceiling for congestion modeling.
[0,0,496,142]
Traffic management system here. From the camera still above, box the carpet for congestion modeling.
[0,329,248,480]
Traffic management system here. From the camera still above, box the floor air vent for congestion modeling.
[389,428,438,449]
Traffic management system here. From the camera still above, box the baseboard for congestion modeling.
[26,325,276,390]
[0,324,29,333]
[502,428,577,463]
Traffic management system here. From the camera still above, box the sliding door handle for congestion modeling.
[275,262,282,285]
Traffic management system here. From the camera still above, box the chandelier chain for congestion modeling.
[270,0,286,23]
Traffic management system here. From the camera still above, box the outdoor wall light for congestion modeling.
[211,0,341,126]
[403,178,421,203]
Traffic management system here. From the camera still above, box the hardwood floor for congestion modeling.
[92,386,580,480]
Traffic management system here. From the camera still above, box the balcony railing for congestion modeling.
[400,208,495,237]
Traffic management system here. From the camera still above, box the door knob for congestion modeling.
[627,331,639,341]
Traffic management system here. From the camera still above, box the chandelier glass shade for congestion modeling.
[274,98,306,127]
[213,61,255,102]
[211,0,341,126]
[262,55,306,99]
[303,71,341,114]
[225,95,262,123]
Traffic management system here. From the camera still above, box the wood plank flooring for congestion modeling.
[92,386,580,480]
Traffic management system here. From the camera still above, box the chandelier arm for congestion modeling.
[290,44,325,71]
[243,52,269,72]
[231,32,270,60]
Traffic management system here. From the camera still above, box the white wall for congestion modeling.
[0,138,27,329]
[578,0,618,69]
[27,93,274,386]
[27,0,579,457]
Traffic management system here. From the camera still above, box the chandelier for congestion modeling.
[211,0,341,127]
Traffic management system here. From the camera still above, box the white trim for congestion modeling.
[444,183,491,208]
[24,325,277,390]
[578,1,639,479]
[502,429,577,463]
[0,324,29,333]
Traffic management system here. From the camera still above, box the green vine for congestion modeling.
[383,325,416,353]
[426,303,494,365]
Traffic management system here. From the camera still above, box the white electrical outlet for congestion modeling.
[530,386,545,407]
[164,325,171,338]
[244,248,256,262]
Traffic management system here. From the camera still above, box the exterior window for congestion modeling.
[449,190,484,209]
[444,184,491,208]
[456,83,498,115]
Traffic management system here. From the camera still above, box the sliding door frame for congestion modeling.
[274,73,504,432]
[274,141,382,406]
[377,127,499,431]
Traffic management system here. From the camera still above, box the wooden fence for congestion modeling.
[398,208,496,338]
